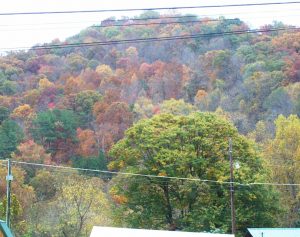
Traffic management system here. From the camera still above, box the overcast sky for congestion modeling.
[1,0,300,52]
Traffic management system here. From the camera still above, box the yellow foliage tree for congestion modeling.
[96,64,114,88]
[35,174,111,236]
[264,114,300,225]
[160,99,196,115]
[96,64,113,79]
[11,104,34,120]
[38,78,54,91]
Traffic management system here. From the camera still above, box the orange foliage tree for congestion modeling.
[93,101,133,151]
[76,128,98,158]
[12,140,51,164]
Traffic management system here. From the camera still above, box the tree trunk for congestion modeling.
[162,183,173,226]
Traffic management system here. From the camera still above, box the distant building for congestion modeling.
[246,228,300,237]
[90,227,234,237]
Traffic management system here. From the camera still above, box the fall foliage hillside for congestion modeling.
[1,11,300,236]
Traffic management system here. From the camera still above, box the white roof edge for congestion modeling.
[90,226,234,237]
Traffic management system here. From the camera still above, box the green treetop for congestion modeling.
[109,112,280,236]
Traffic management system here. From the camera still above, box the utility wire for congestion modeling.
[0,15,197,27]
[2,12,300,32]
[0,19,240,32]
[11,160,300,187]
[12,160,233,184]
[2,26,298,51]
[1,6,300,28]
[1,2,300,16]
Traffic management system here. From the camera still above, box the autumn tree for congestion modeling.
[11,104,34,120]
[30,174,111,236]
[264,114,300,226]
[133,97,155,121]
[11,104,36,133]
[64,76,84,95]
[147,61,185,102]
[0,165,35,235]
[37,86,63,111]
[96,64,114,89]
[38,77,54,91]
[194,89,208,106]
[79,68,102,89]
[76,128,98,158]
[23,89,40,108]
[12,140,51,178]
[94,102,133,151]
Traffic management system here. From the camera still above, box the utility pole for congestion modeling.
[229,138,236,235]
[6,159,13,228]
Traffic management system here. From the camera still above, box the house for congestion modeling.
[246,228,300,237]
[90,227,234,237]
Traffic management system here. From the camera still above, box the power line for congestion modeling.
[0,18,240,32]
[1,12,300,32]
[2,26,298,52]
[3,14,299,31]
[11,160,300,187]
[0,15,198,27]
[1,2,300,16]
[12,160,232,184]
[0,15,219,28]
[0,14,299,32]
[1,6,300,28]
[11,165,232,189]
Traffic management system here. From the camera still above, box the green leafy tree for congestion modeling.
[109,113,280,235]
[74,90,102,125]
[0,195,23,234]
[263,87,293,120]
[0,80,17,95]
[31,109,78,163]
[247,120,272,144]
[0,106,9,124]
[160,99,196,115]
[30,170,57,201]
[66,53,88,72]
[242,71,284,124]
[0,119,24,159]
[133,97,155,121]
[72,150,108,176]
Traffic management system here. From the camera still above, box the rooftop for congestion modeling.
[90,227,234,237]
[247,228,300,237]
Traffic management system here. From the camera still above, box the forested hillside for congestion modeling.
[1,11,300,236]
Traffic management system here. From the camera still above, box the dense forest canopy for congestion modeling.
[0,11,300,236]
